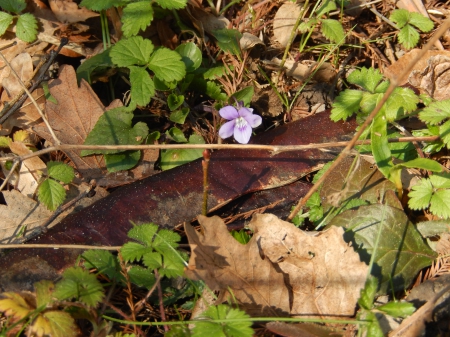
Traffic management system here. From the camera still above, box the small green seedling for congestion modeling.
[0,0,38,42]
[390,9,434,49]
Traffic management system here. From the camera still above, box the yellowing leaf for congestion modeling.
[0,292,33,320]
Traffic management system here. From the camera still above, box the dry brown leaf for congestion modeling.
[185,214,368,318]
[273,3,301,47]
[0,53,33,97]
[48,0,99,24]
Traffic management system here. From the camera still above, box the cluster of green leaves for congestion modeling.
[0,0,37,42]
[390,9,434,49]
[38,161,75,211]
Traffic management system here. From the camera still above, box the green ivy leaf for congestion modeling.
[167,93,184,111]
[409,12,434,32]
[175,42,202,72]
[398,24,420,49]
[81,107,149,156]
[104,150,141,172]
[192,304,253,337]
[0,12,13,36]
[16,13,37,42]
[154,0,187,10]
[169,107,189,124]
[211,29,243,56]
[320,19,345,43]
[54,267,104,307]
[129,66,155,106]
[0,0,26,14]
[80,0,125,11]
[47,161,75,184]
[38,179,66,211]
[348,67,384,93]
[148,47,186,82]
[110,36,154,67]
[377,301,416,318]
[330,89,363,121]
[122,1,154,37]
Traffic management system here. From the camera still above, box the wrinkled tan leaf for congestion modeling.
[48,0,99,24]
[185,214,368,318]
[240,32,264,51]
[185,215,291,317]
[1,53,33,97]
[270,58,336,83]
[9,141,47,179]
[273,3,301,47]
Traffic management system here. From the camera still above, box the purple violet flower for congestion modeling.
[218,102,262,144]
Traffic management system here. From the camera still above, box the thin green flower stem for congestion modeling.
[277,0,309,77]
[103,314,369,326]
[287,17,450,221]
[0,136,440,163]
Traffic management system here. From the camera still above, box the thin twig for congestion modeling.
[154,269,169,332]
[0,244,121,250]
[287,17,450,221]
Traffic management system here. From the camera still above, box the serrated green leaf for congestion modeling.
[82,250,122,281]
[231,86,254,107]
[419,99,450,125]
[192,304,253,337]
[0,0,25,13]
[54,267,104,307]
[398,24,420,49]
[211,29,243,56]
[329,204,437,294]
[47,161,75,184]
[110,36,154,67]
[203,65,226,79]
[166,127,187,142]
[360,91,382,115]
[358,275,378,310]
[375,80,390,93]
[409,12,434,32]
[377,301,415,318]
[154,0,187,9]
[152,228,180,252]
[43,311,78,337]
[159,252,185,278]
[0,12,13,35]
[16,13,37,42]
[80,0,125,11]
[390,9,410,28]
[316,0,337,17]
[362,311,384,337]
[169,107,189,124]
[122,1,154,37]
[330,89,363,121]
[81,107,149,156]
[439,119,450,148]
[121,242,153,262]
[129,66,155,106]
[167,93,184,111]
[105,150,141,172]
[176,42,202,72]
[160,134,205,170]
[148,47,186,82]
[298,18,318,33]
[38,179,66,211]
[408,177,433,210]
[35,280,55,308]
[385,87,419,121]
[321,19,345,43]
[429,189,450,218]
[205,80,227,101]
[128,265,156,289]
[348,68,384,93]
[76,48,113,84]
[142,251,162,269]
[128,223,159,244]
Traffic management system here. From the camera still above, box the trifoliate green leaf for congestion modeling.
[169,107,189,124]
[377,301,416,318]
[122,1,154,37]
[348,67,384,93]
[360,91,382,115]
[0,12,13,36]
[47,161,75,184]
[316,0,336,16]
[110,36,154,67]
[16,13,37,42]
[104,150,141,172]
[54,267,104,307]
[154,0,187,9]
[38,179,66,211]
[129,66,154,106]
[419,99,450,125]
[81,107,149,156]
[192,305,253,337]
[80,0,125,11]
[121,242,153,262]
[321,19,345,43]
[152,228,181,253]
[82,250,122,281]
[158,252,185,278]
[385,87,419,121]
[42,311,78,337]
[0,0,26,14]
[128,223,159,245]
[176,42,202,72]
[409,12,434,32]
[430,172,450,188]
[358,275,378,310]
[148,47,186,82]
[398,24,420,49]
[211,29,243,56]
[330,89,363,121]
[390,9,410,28]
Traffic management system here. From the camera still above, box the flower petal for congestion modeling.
[234,124,252,144]
[219,120,236,139]
[238,107,254,117]
[219,106,239,120]
[244,114,262,128]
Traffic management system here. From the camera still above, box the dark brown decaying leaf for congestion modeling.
[185,214,368,318]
